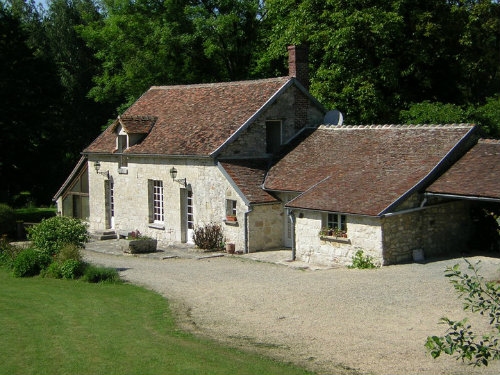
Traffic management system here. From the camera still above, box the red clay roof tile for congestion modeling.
[220,160,278,204]
[427,139,500,199]
[84,77,291,156]
[265,124,475,216]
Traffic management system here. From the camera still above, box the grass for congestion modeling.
[0,268,312,375]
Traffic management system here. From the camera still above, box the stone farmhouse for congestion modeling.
[54,46,500,266]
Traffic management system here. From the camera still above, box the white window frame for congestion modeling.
[226,199,237,217]
[325,213,346,231]
[152,180,164,223]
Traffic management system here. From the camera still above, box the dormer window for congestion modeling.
[117,134,128,152]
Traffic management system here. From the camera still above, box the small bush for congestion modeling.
[0,239,23,268]
[41,262,63,279]
[82,264,120,283]
[0,203,16,236]
[56,243,82,263]
[60,259,84,279]
[348,250,376,269]
[193,223,224,251]
[12,248,51,277]
[27,216,89,256]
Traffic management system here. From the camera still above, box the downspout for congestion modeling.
[288,209,296,261]
[244,205,253,254]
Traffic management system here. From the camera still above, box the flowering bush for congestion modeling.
[27,216,89,256]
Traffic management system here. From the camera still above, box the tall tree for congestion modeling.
[0,1,62,204]
[260,0,500,124]
[79,0,264,110]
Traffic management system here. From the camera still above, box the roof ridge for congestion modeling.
[150,77,290,90]
[318,123,474,130]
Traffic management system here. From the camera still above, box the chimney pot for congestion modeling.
[288,45,309,89]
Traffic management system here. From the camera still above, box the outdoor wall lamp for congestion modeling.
[169,167,186,187]
[93,161,109,179]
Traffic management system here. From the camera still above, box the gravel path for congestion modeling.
[83,248,500,375]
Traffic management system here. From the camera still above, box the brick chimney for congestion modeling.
[288,45,309,89]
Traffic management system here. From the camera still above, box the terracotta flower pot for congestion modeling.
[226,243,235,254]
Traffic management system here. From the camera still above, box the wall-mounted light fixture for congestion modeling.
[169,167,186,187]
[93,161,109,179]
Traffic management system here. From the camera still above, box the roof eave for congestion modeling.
[425,192,500,203]
[53,156,87,201]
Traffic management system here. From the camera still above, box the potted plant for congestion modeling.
[225,243,235,254]
[226,215,237,222]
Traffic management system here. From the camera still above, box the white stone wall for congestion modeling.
[294,210,383,266]
[87,156,247,249]
[248,204,283,251]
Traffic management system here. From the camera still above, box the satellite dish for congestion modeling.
[324,110,343,125]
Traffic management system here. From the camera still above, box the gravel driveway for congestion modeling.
[83,247,500,375]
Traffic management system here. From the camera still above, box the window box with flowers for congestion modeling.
[319,213,351,243]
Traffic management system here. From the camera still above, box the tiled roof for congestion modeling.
[264,124,476,216]
[117,116,156,134]
[220,160,278,204]
[84,77,291,155]
[427,139,500,200]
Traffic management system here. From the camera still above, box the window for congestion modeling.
[326,213,346,231]
[152,180,164,223]
[265,120,282,154]
[226,199,237,217]
[117,134,128,152]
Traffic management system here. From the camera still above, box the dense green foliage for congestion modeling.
[1,0,498,204]
[27,216,89,256]
[12,247,51,277]
[426,260,500,366]
[14,206,57,223]
[0,203,16,236]
[0,268,313,374]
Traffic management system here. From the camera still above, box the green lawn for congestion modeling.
[0,269,312,375]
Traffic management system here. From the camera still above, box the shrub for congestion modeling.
[348,250,376,269]
[56,243,82,263]
[193,223,224,251]
[0,203,16,236]
[82,264,120,283]
[426,260,500,366]
[27,216,89,256]
[60,259,84,279]
[12,248,51,277]
[41,262,63,279]
[0,239,23,268]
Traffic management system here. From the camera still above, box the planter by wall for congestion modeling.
[225,243,235,254]
[126,239,157,254]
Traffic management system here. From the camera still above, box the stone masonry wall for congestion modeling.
[221,86,324,158]
[381,200,472,264]
[294,210,383,266]
[248,203,283,251]
[87,156,247,249]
